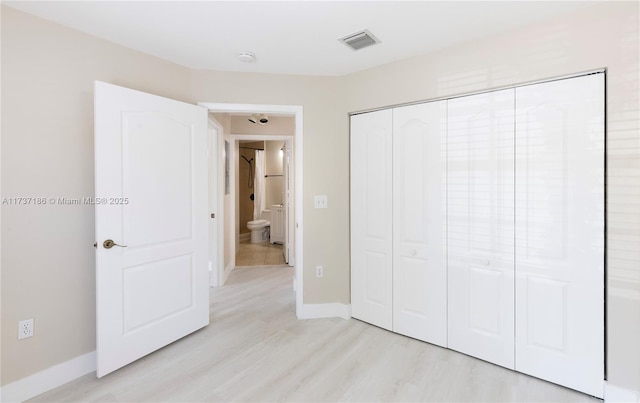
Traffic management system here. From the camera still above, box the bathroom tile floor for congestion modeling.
[236,238,286,266]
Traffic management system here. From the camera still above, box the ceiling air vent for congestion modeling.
[339,29,380,51]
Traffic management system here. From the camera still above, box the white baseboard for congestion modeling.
[222,260,234,285]
[297,303,351,320]
[606,382,640,403]
[0,351,96,403]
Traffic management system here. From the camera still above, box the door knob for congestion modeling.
[103,239,127,249]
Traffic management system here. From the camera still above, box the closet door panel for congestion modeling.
[447,89,515,369]
[392,101,447,346]
[515,74,604,398]
[350,110,393,330]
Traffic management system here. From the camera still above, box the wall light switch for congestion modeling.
[314,195,328,209]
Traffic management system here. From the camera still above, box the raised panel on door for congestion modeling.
[350,110,393,330]
[392,101,447,346]
[515,74,604,398]
[447,89,515,369]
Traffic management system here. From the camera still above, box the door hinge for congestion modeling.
[211,213,215,219]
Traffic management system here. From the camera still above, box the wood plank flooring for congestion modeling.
[30,266,600,402]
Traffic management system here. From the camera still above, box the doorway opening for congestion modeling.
[199,102,304,317]
[237,138,288,267]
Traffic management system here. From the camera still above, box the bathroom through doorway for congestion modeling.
[237,138,289,267]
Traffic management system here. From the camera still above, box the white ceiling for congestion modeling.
[5,1,598,76]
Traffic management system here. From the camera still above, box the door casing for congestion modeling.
[199,102,304,317]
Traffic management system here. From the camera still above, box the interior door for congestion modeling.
[94,81,209,377]
[392,101,447,346]
[514,74,604,398]
[350,109,393,330]
[208,119,220,286]
[284,139,292,265]
[447,89,515,369]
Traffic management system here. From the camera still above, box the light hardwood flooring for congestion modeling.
[236,239,286,266]
[30,266,599,402]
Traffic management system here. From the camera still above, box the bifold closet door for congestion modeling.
[447,89,515,369]
[392,101,447,346]
[350,109,393,330]
[515,74,604,397]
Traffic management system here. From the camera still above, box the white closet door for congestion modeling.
[515,74,604,398]
[350,110,393,330]
[447,89,515,369]
[392,101,447,346]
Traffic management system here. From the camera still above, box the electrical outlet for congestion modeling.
[18,318,34,340]
[316,265,324,278]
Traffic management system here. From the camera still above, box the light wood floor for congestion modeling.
[236,239,286,266]
[30,266,599,402]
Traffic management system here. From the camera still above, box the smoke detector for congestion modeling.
[339,29,380,51]
[238,51,256,63]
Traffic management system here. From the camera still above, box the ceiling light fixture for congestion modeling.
[248,113,269,125]
[237,51,256,63]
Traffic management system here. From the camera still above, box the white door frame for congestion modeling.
[207,117,225,287]
[284,138,294,264]
[198,102,304,317]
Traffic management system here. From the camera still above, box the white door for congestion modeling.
[392,101,447,346]
[514,74,604,397]
[284,139,292,265]
[208,119,221,286]
[350,109,393,330]
[94,81,209,377]
[447,89,515,369]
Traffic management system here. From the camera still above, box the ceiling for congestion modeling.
[5,1,598,76]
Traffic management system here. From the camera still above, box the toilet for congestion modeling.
[247,210,270,243]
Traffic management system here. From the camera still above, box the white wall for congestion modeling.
[340,1,640,393]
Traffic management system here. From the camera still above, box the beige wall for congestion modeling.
[230,115,295,136]
[212,113,231,133]
[190,70,347,306]
[2,1,639,395]
[340,1,640,392]
[0,6,193,384]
